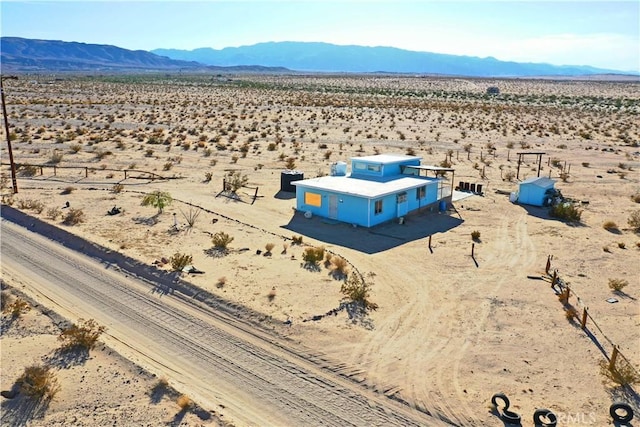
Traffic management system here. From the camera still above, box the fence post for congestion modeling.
[428,235,432,250]
[471,243,475,258]
[124,170,127,179]
[580,307,588,329]
[85,167,88,178]
[53,166,56,176]
[551,270,557,288]
[545,255,551,274]
[609,346,619,371]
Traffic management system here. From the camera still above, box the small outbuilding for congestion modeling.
[517,177,557,207]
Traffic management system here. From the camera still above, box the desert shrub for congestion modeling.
[61,186,76,195]
[608,278,628,292]
[19,164,39,176]
[177,394,192,410]
[141,191,172,213]
[111,183,124,194]
[69,143,82,153]
[340,272,378,312]
[628,210,640,232]
[599,359,640,386]
[581,162,590,167]
[284,157,296,170]
[267,287,277,301]
[58,318,105,351]
[331,256,349,276]
[180,207,201,227]
[324,252,333,267]
[549,203,582,223]
[46,207,62,220]
[216,276,226,288]
[170,253,193,272]
[212,231,233,249]
[226,171,248,193]
[603,221,619,231]
[471,230,481,242]
[17,365,60,400]
[632,194,640,204]
[618,242,626,249]
[2,297,30,319]
[49,150,64,164]
[302,246,325,266]
[17,199,45,213]
[204,172,213,182]
[267,142,277,151]
[264,243,275,255]
[281,243,289,254]
[63,208,85,225]
[503,170,515,182]
[603,246,611,253]
[564,306,578,322]
[291,235,303,245]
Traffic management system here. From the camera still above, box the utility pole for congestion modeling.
[1,75,19,193]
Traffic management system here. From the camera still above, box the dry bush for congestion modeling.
[564,306,578,322]
[331,256,349,276]
[557,287,571,305]
[323,252,333,267]
[111,183,124,194]
[503,170,516,182]
[17,365,60,400]
[216,276,226,288]
[61,186,76,195]
[170,253,193,272]
[550,203,582,223]
[608,278,628,292]
[632,194,640,204]
[17,199,45,213]
[58,318,105,351]
[46,206,62,220]
[302,246,325,266]
[212,231,234,249]
[471,230,481,242]
[49,150,64,164]
[63,208,85,225]
[264,243,275,255]
[291,235,303,245]
[281,243,289,254]
[618,242,626,249]
[603,221,619,232]
[340,272,378,312]
[177,394,192,410]
[180,207,201,228]
[628,210,640,232]
[69,143,82,153]
[18,164,38,177]
[2,296,30,319]
[599,359,640,386]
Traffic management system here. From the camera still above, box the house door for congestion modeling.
[328,195,338,219]
[396,192,408,217]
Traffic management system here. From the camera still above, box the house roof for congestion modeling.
[293,175,439,199]
[350,153,421,164]
[519,176,556,188]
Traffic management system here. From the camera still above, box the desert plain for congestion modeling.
[1,73,639,426]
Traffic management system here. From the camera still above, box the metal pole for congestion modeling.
[1,76,19,193]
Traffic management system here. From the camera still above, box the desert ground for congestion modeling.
[1,74,639,426]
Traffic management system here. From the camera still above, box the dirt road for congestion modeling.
[0,218,444,427]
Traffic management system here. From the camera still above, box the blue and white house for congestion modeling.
[293,154,453,227]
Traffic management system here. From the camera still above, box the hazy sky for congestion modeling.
[2,1,638,72]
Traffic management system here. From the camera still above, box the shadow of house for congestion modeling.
[0,389,53,427]
[282,209,463,254]
[518,204,586,227]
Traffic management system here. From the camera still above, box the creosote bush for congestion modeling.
[17,365,60,400]
[549,202,582,223]
[603,221,619,231]
[340,272,378,312]
[291,235,303,245]
[3,296,30,319]
[331,256,349,276]
[170,253,193,271]
[264,243,275,255]
[177,394,192,410]
[471,230,481,242]
[58,318,105,351]
[212,231,234,249]
[608,278,628,292]
[63,208,85,225]
[302,246,325,266]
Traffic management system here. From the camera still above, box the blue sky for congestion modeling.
[2,1,638,72]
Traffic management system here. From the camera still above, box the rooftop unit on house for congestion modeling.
[293,154,454,227]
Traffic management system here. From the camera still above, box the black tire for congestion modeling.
[610,402,634,423]
[491,392,510,410]
[533,408,557,426]
[501,409,522,425]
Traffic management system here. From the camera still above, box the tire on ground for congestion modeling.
[610,402,634,424]
[533,408,557,426]
[491,392,510,409]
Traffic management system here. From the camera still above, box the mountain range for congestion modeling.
[1,37,631,77]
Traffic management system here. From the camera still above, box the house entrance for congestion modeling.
[328,195,338,219]
[396,192,408,217]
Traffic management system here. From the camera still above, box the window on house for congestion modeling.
[397,192,407,203]
[367,164,381,172]
[417,186,426,199]
[374,199,383,214]
[305,192,322,207]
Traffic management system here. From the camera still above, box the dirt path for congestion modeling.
[0,218,439,427]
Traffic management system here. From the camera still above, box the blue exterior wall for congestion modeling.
[351,158,421,179]
[518,182,554,206]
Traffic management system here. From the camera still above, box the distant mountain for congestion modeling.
[0,37,288,73]
[153,41,626,77]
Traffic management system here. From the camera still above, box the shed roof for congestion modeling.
[350,154,421,164]
[293,175,438,199]
[519,177,556,188]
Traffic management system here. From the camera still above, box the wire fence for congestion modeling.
[545,255,639,383]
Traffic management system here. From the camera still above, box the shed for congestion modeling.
[517,177,556,206]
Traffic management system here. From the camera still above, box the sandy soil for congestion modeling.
[1,74,639,426]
